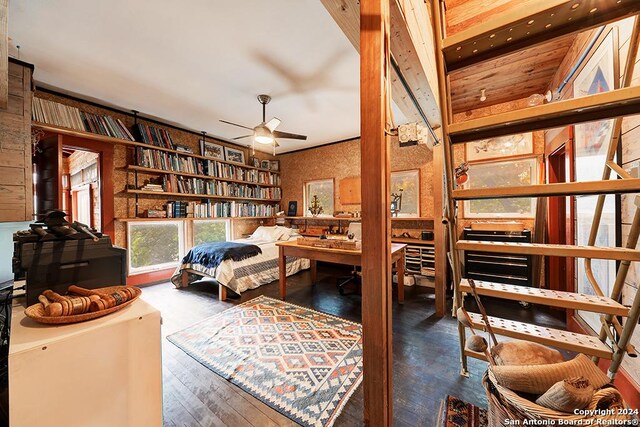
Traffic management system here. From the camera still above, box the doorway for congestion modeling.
[546,144,569,292]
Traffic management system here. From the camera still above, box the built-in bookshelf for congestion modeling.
[31,99,282,221]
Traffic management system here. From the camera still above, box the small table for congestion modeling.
[276,241,407,303]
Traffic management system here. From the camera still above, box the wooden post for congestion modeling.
[433,139,446,317]
[360,0,393,425]
[0,0,7,110]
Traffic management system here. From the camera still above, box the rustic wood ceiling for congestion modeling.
[449,35,577,113]
[445,0,576,113]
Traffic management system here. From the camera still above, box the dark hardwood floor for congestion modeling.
[141,265,566,427]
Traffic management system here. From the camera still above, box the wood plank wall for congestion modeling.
[0,60,33,222]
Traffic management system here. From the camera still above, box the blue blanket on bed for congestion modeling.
[181,242,262,270]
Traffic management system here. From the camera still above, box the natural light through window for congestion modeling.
[304,179,334,216]
[464,157,539,218]
[128,221,184,274]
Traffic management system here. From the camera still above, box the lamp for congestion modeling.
[254,125,274,144]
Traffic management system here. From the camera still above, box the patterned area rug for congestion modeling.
[439,395,488,427]
[168,296,363,427]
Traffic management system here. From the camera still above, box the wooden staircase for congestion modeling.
[432,0,640,378]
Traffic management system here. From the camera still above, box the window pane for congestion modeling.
[391,170,419,217]
[465,158,537,217]
[193,220,229,246]
[129,223,180,270]
[305,180,334,216]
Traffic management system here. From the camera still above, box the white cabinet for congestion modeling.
[9,296,162,427]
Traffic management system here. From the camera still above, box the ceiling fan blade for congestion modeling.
[220,120,254,131]
[273,130,307,140]
[232,135,253,140]
[265,117,281,132]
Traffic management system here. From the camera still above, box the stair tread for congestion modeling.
[457,240,640,262]
[460,279,629,316]
[443,0,640,71]
[452,179,640,200]
[448,87,640,144]
[465,312,613,359]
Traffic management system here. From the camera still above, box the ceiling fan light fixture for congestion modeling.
[254,125,274,144]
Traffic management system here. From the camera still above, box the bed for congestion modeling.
[171,226,310,300]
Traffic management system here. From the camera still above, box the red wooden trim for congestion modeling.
[126,267,174,287]
[567,315,640,408]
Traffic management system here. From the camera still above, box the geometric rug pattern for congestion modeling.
[167,296,363,427]
[439,395,488,427]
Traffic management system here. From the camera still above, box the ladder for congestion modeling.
[431,0,640,378]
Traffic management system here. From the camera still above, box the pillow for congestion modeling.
[491,354,611,395]
[535,377,594,413]
[251,226,285,241]
[491,340,565,366]
[275,226,293,241]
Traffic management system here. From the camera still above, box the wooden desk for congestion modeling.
[9,296,163,427]
[276,241,407,303]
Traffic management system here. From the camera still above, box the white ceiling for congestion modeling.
[9,0,397,153]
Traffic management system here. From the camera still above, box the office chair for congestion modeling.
[336,222,362,295]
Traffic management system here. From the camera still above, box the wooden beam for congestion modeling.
[0,0,8,110]
[432,138,446,317]
[452,178,640,200]
[360,0,393,424]
[321,0,441,127]
[449,86,640,143]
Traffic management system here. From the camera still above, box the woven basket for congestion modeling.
[25,286,141,324]
[483,369,631,425]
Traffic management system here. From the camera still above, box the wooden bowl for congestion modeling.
[25,286,142,325]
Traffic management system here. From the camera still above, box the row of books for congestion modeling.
[137,148,204,175]
[135,149,280,186]
[166,200,280,219]
[204,160,281,185]
[162,175,281,200]
[135,123,175,150]
[32,97,135,141]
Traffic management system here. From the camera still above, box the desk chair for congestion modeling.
[336,222,362,295]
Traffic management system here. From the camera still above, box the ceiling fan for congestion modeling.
[220,95,307,152]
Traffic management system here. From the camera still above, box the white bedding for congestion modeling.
[171,236,309,295]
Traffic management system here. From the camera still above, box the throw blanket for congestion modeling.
[181,242,262,270]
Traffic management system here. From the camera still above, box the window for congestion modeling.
[304,179,334,216]
[128,221,184,274]
[391,170,420,217]
[193,220,231,246]
[464,157,539,218]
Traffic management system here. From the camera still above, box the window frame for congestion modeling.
[463,156,541,219]
[127,220,186,275]
[191,219,232,248]
[303,178,335,217]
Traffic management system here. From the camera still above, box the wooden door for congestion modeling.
[546,145,568,291]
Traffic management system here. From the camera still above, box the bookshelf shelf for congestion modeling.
[284,216,433,221]
[126,165,280,187]
[32,121,281,174]
[117,216,277,222]
[124,188,281,203]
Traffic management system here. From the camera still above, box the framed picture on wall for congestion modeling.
[200,140,225,160]
[270,160,280,171]
[287,201,298,216]
[261,160,270,170]
[224,146,246,165]
[390,169,420,217]
[573,28,618,332]
[465,133,533,162]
